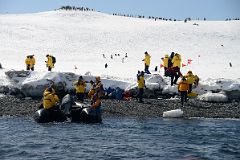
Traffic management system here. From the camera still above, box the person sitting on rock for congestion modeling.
[74,76,86,102]
[43,86,59,110]
[178,77,189,107]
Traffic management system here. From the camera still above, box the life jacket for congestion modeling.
[46,56,54,68]
[74,81,86,93]
[178,80,189,91]
[144,54,151,66]
[163,57,169,68]
[172,54,181,68]
[43,90,59,109]
[137,76,145,89]
[185,73,195,84]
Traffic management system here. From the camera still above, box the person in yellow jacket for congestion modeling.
[172,53,181,68]
[143,51,151,74]
[74,76,86,102]
[25,55,35,71]
[137,71,145,103]
[161,54,169,76]
[43,86,59,109]
[178,77,189,107]
[25,56,31,70]
[172,53,182,78]
[184,70,195,93]
[45,54,54,71]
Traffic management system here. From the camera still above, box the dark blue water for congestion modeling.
[0,116,239,160]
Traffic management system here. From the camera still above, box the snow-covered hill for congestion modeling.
[0,10,240,101]
[1,10,240,80]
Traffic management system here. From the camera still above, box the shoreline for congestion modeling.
[0,95,240,119]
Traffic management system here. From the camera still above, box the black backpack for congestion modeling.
[52,56,56,64]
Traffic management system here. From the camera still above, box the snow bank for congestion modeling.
[198,92,228,102]
[162,85,178,95]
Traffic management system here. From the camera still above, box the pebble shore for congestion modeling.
[0,95,240,119]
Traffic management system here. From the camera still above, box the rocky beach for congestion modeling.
[1,94,239,119]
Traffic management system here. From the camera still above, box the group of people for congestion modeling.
[161,52,182,86]
[139,51,200,106]
[40,50,199,109]
[25,54,56,71]
[41,75,103,114]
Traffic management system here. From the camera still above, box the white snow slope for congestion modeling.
[0,10,240,101]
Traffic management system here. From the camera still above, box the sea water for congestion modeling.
[0,116,239,160]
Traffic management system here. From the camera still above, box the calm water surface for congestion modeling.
[0,116,239,160]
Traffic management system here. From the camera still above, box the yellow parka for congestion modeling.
[137,76,145,89]
[46,55,54,68]
[25,57,31,66]
[74,81,86,93]
[172,54,181,68]
[25,56,35,68]
[185,72,195,84]
[178,80,189,92]
[43,89,59,109]
[163,55,169,67]
[31,57,35,66]
[144,54,151,66]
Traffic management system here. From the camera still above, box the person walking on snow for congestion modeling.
[45,54,55,71]
[25,55,35,71]
[178,77,189,107]
[137,71,145,103]
[143,51,151,74]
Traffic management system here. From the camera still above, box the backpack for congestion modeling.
[52,56,56,64]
